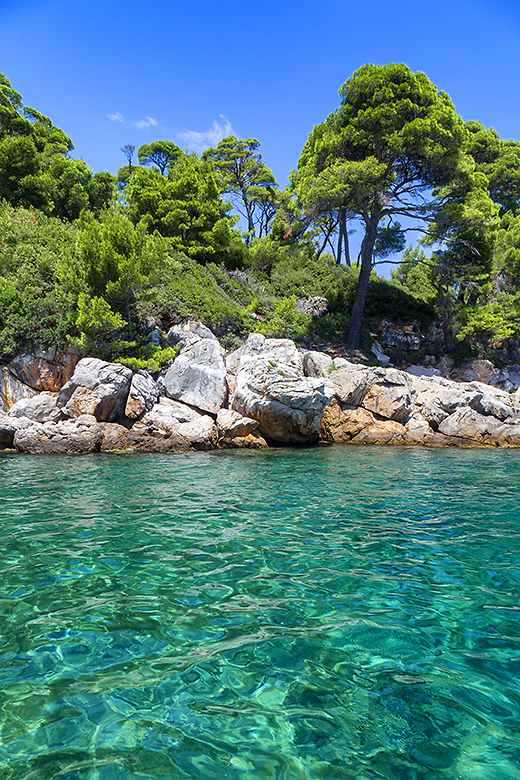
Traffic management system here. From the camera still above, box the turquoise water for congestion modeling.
[0,447,520,779]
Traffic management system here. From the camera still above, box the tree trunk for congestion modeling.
[340,210,350,266]
[346,219,378,350]
[336,217,343,265]
[316,222,334,260]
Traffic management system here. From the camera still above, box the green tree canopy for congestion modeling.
[125,153,241,261]
[293,63,472,349]
[0,72,115,218]
[466,120,520,216]
[137,140,184,175]
[203,136,278,241]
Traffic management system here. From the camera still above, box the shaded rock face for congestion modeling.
[0,412,18,446]
[159,338,227,414]
[230,335,335,444]
[7,346,82,393]
[0,366,39,412]
[13,414,102,454]
[125,370,159,420]
[382,327,421,351]
[57,358,133,422]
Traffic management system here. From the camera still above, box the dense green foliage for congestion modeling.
[1,65,520,366]
[0,73,116,219]
[203,137,278,241]
[291,63,472,349]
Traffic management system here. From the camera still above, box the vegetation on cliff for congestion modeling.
[1,65,520,367]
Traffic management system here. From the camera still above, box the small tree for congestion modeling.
[120,144,136,172]
[203,136,278,241]
[137,140,183,175]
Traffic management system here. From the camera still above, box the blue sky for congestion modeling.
[1,0,520,270]
[2,0,519,185]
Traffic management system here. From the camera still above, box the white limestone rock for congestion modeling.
[13,414,103,454]
[124,370,159,420]
[159,338,227,414]
[57,358,133,422]
[232,353,334,444]
[9,393,63,423]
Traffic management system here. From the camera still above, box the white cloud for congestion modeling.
[107,111,124,123]
[178,115,235,152]
[133,116,158,129]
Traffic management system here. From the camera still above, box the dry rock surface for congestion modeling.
[3,324,520,453]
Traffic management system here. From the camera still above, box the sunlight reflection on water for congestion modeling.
[0,446,519,779]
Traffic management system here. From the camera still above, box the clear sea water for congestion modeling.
[0,446,520,780]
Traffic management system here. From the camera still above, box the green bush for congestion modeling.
[0,202,75,356]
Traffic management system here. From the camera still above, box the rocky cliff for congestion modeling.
[2,324,520,454]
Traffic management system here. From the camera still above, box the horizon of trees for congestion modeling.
[1,66,520,354]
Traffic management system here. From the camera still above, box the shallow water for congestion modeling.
[0,446,520,779]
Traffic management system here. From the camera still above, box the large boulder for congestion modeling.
[159,338,227,414]
[216,408,259,439]
[232,350,334,444]
[9,393,63,423]
[7,346,82,393]
[57,358,133,422]
[13,414,102,454]
[320,400,375,442]
[452,359,503,386]
[177,416,218,450]
[361,368,414,423]
[438,406,503,441]
[124,370,159,420]
[329,363,377,406]
[131,401,217,450]
[100,416,217,452]
[302,351,333,378]
[166,321,217,349]
[228,333,304,374]
[138,399,201,432]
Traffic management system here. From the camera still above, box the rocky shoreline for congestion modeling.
[2,322,520,454]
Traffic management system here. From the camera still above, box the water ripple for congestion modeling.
[0,447,520,778]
